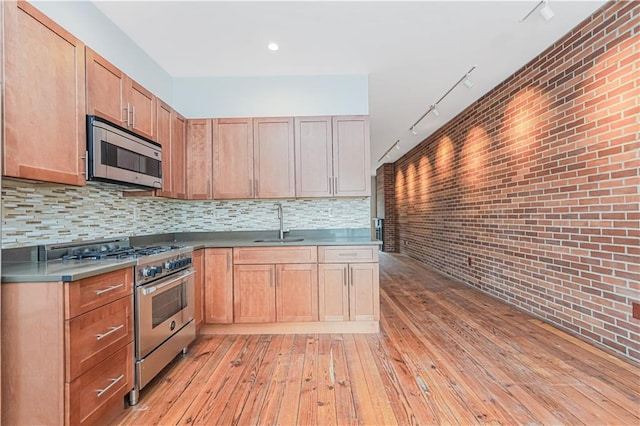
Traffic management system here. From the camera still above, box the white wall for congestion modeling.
[29,3,369,119]
[173,75,369,118]
[30,1,173,102]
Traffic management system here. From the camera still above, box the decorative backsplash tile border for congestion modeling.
[1,179,371,248]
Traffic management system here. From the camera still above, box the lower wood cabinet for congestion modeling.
[193,249,204,329]
[204,248,234,324]
[233,263,318,323]
[318,262,379,321]
[1,268,134,425]
[232,247,318,323]
[318,246,380,322]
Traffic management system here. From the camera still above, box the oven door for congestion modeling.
[136,268,195,358]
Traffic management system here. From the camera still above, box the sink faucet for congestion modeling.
[277,203,288,240]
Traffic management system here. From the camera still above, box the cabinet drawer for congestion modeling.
[65,268,133,318]
[66,295,133,381]
[234,246,317,264]
[318,246,379,263]
[66,342,133,426]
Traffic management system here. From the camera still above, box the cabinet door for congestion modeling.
[276,264,318,322]
[253,117,295,198]
[155,100,173,198]
[332,116,371,196]
[3,1,86,186]
[204,248,234,324]
[193,250,204,329]
[186,119,212,199]
[318,264,349,321]
[86,47,126,127]
[294,117,333,197]
[172,112,187,199]
[128,78,156,141]
[213,118,254,199]
[233,264,275,323]
[349,263,380,321]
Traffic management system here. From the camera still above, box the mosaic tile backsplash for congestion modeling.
[1,180,371,248]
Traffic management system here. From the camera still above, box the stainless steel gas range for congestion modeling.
[42,238,196,405]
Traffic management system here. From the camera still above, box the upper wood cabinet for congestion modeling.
[253,117,295,198]
[295,116,371,197]
[86,47,156,141]
[213,117,296,199]
[155,100,173,198]
[213,118,254,199]
[294,117,333,197]
[332,116,371,196]
[172,112,187,199]
[2,1,86,186]
[186,119,212,199]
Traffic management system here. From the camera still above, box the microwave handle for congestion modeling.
[142,269,195,295]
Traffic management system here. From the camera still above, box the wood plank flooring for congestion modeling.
[115,253,640,425]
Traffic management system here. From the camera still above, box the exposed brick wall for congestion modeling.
[376,163,397,252]
[390,1,639,362]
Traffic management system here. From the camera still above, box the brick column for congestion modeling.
[376,163,396,252]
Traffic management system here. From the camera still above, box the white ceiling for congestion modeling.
[92,0,606,173]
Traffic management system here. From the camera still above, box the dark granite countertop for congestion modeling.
[2,229,380,283]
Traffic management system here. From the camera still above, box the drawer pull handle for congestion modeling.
[96,374,125,397]
[338,253,357,257]
[96,324,124,341]
[95,284,124,295]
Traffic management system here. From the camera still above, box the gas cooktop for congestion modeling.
[40,238,186,262]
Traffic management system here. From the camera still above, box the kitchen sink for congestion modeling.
[253,238,305,243]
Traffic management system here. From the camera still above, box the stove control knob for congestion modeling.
[164,261,174,270]
[141,267,156,277]
[185,257,192,265]
[151,266,163,274]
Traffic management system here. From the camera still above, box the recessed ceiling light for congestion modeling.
[268,42,279,51]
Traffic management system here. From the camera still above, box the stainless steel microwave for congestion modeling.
[87,115,162,188]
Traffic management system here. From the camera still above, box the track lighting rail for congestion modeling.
[408,65,477,134]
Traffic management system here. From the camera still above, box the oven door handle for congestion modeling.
[141,269,195,295]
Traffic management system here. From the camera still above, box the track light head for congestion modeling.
[410,127,418,136]
[395,143,400,150]
[463,74,474,88]
[539,1,554,21]
[432,105,440,117]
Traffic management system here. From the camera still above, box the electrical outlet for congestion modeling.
[633,302,640,320]
[133,207,140,221]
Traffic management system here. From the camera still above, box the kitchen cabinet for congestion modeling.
[186,119,212,199]
[332,116,371,196]
[213,117,295,199]
[193,249,204,329]
[233,247,318,323]
[204,248,234,324]
[1,267,134,425]
[172,111,187,199]
[2,0,86,186]
[86,47,156,141]
[318,246,380,321]
[212,118,254,199]
[294,117,333,197]
[294,116,371,197]
[275,263,318,322]
[233,264,276,323]
[155,100,174,198]
[253,117,295,198]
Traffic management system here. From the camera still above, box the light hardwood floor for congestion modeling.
[115,253,640,425]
